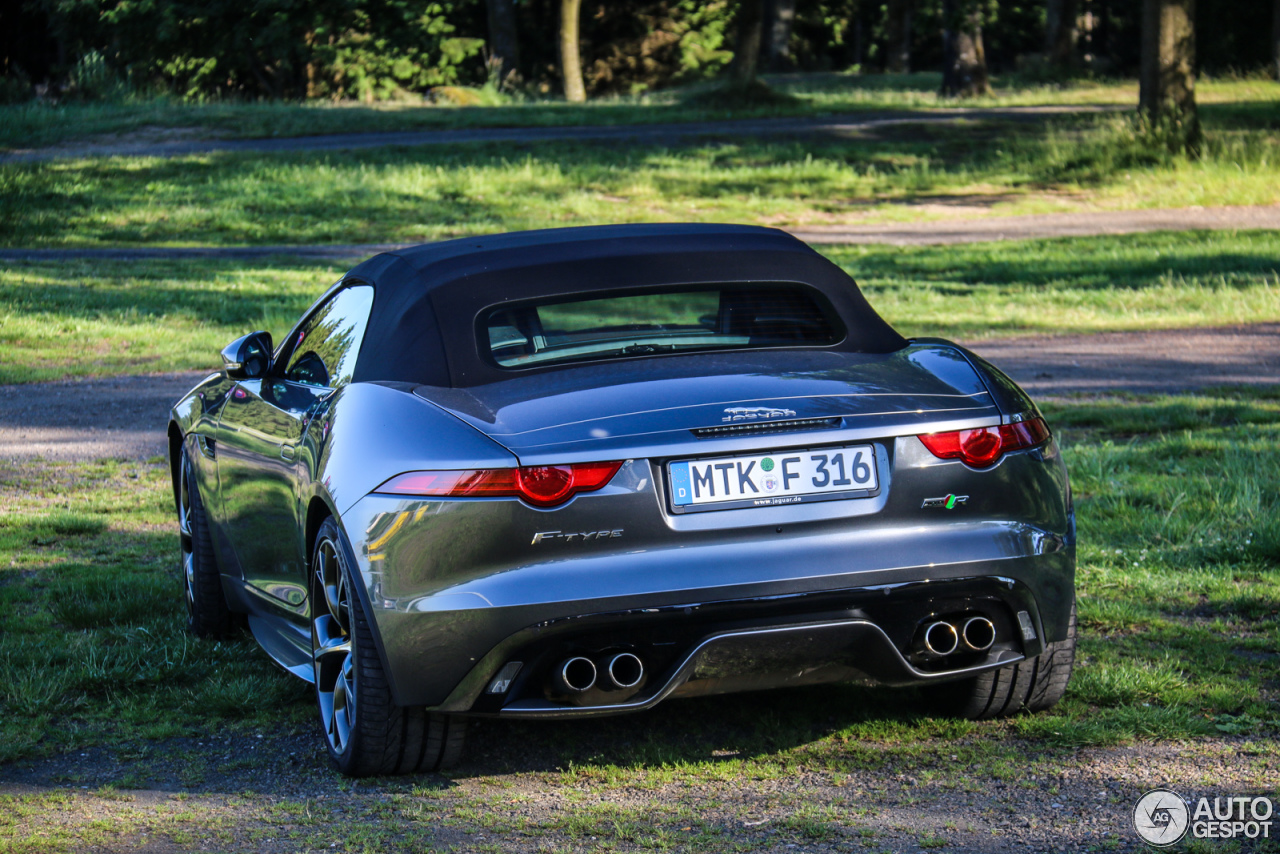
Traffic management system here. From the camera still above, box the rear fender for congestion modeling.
[315,382,520,517]
[911,338,1042,422]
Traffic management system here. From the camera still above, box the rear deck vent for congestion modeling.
[692,416,842,439]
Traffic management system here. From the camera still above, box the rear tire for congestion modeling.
[310,516,466,777]
[935,601,1076,720]
[179,446,235,639]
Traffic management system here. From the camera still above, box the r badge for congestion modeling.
[922,494,968,509]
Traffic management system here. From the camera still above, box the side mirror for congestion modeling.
[221,331,274,380]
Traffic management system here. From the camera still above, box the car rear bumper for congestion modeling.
[436,572,1057,718]
[340,494,1074,709]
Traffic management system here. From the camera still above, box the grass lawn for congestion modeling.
[3,104,1278,250]
[1,231,1277,383]
[2,72,1276,151]
[0,390,1277,850]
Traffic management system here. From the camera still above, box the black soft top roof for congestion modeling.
[347,223,906,388]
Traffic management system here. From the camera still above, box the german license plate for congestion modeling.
[668,445,878,513]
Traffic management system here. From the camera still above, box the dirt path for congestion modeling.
[974,322,1280,396]
[1,323,1275,462]
[790,205,1280,245]
[0,105,1122,164]
[2,205,1278,264]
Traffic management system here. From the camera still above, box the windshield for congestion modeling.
[482,284,844,369]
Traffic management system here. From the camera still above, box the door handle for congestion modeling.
[279,445,297,462]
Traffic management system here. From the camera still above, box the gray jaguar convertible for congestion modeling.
[169,224,1075,776]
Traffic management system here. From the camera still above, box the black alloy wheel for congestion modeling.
[309,516,466,776]
[179,446,234,638]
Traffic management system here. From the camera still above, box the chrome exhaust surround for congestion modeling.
[552,656,598,693]
[921,621,960,657]
[961,616,996,651]
[605,652,644,689]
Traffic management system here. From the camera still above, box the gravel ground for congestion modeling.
[1,323,1275,462]
[0,371,207,461]
[3,205,1278,263]
[0,728,1275,852]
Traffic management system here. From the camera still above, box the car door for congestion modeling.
[214,284,375,616]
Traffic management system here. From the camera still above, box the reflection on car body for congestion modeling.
[169,224,1076,777]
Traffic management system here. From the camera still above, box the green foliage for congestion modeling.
[65,50,131,102]
[1135,107,1204,159]
[576,0,733,96]
[41,0,487,101]
[671,0,734,82]
[17,0,1280,104]
[0,69,33,105]
[315,3,485,101]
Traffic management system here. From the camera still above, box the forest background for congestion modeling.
[2,0,1277,107]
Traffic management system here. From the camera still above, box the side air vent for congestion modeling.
[692,416,842,439]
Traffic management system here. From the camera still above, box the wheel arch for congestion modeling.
[308,504,409,708]
[305,494,336,574]
[168,421,185,513]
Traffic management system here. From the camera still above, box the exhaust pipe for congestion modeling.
[961,616,996,651]
[552,656,597,693]
[605,652,644,689]
[920,621,959,657]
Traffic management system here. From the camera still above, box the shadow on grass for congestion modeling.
[0,256,338,328]
[2,98,1277,250]
[1200,100,1280,130]
[460,682,950,780]
[835,229,1280,291]
[4,105,1276,251]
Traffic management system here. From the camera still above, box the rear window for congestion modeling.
[481,284,844,369]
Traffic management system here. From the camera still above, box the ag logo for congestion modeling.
[922,494,968,509]
[1133,789,1189,846]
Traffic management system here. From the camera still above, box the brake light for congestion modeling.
[918,418,1051,468]
[373,461,623,507]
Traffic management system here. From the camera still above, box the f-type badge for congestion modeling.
[722,406,797,423]
[532,530,623,544]
[922,494,968,509]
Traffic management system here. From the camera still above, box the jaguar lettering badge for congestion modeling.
[922,494,968,509]
[722,406,798,423]
[531,530,623,544]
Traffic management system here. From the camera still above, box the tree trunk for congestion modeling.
[1272,0,1280,81]
[762,0,796,71]
[1045,0,1078,69]
[853,13,864,68]
[730,0,765,91]
[485,0,520,87]
[1139,0,1199,150]
[559,0,585,102]
[885,0,912,73]
[940,0,988,97]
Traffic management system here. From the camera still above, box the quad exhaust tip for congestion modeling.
[606,652,644,689]
[922,621,959,657]
[553,656,598,693]
[962,616,996,652]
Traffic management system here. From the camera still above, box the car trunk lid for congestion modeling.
[413,343,999,465]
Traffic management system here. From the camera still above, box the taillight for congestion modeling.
[918,417,1051,469]
[373,461,623,507]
